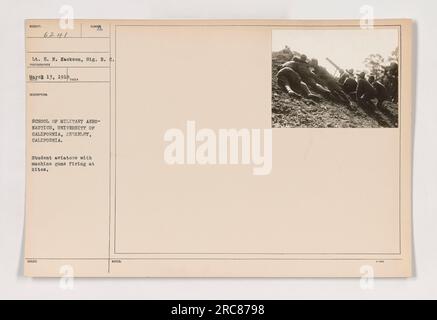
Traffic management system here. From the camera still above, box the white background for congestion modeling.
[0,0,435,300]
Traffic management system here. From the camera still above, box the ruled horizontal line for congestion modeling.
[27,51,110,54]
[27,66,110,68]
[26,36,110,39]
[26,258,404,261]
[27,81,110,83]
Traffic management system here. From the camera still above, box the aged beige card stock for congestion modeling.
[24,19,413,277]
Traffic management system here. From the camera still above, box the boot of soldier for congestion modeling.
[308,93,322,102]
[288,91,303,100]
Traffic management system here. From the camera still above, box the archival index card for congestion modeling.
[25,19,413,277]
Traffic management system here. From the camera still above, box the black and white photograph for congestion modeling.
[272,28,400,128]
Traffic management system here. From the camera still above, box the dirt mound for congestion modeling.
[271,51,399,128]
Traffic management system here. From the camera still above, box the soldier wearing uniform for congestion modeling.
[356,72,377,108]
[368,75,389,108]
[309,59,351,106]
[281,59,331,97]
[276,67,320,101]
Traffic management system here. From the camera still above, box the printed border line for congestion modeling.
[108,25,112,273]
[26,36,110,39]
[111,23,403,258]
[26,257,403,261]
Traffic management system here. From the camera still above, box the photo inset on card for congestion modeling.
[272,28,399,128]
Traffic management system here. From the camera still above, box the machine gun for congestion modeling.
[326,57,344,77]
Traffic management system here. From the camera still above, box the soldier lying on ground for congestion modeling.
[368,75,389,108]
[281,57,331,98]
[383,62,398,103]
[338,69,358,101]
[276,67,321,101]
[338,68,353,85]
[356,72,378,109]
[309,59,351,107]
[293,54,307,63]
